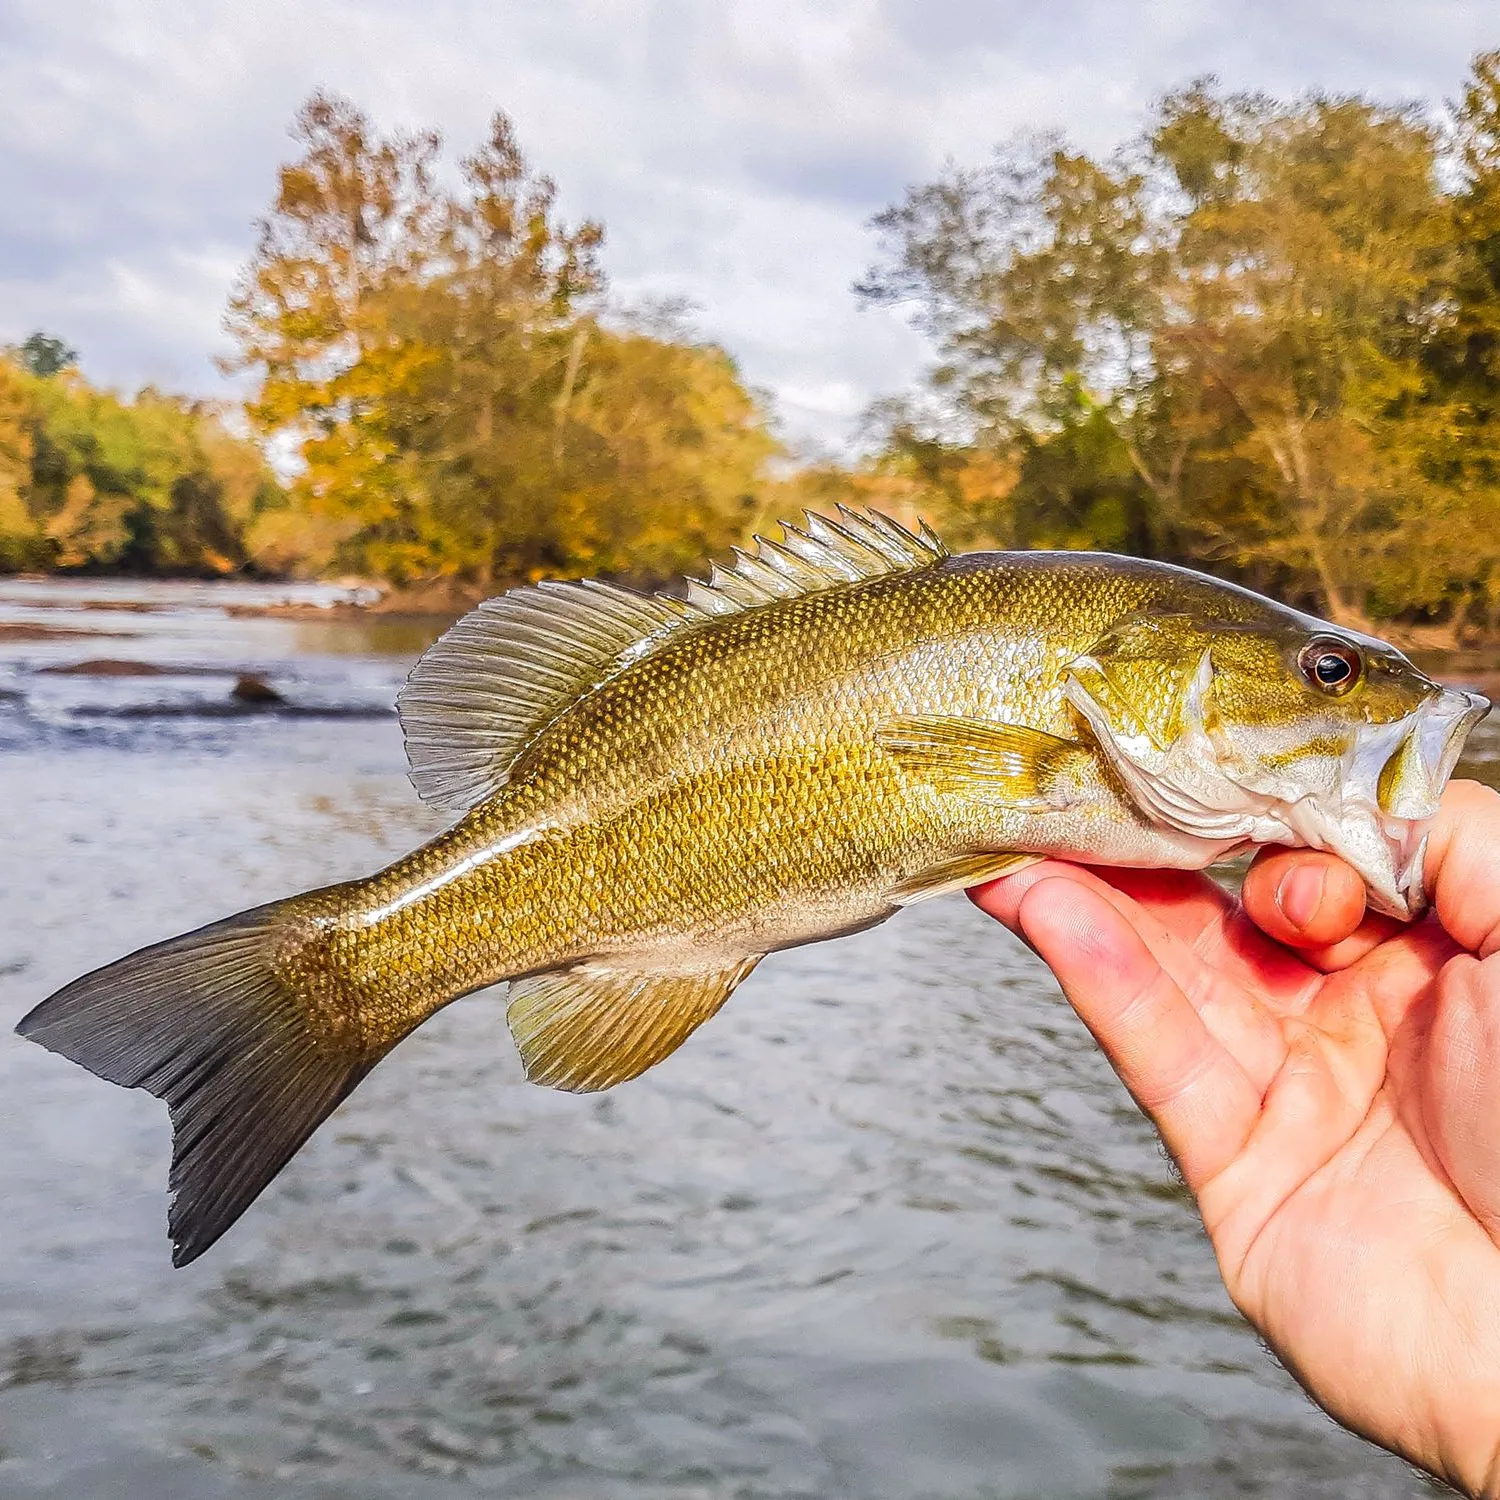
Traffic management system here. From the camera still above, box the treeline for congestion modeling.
[0,335,281,574]
[852,51,1500,631]
[0,97,781,585]
[11,57,1500,635]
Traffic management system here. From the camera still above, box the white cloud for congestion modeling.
[0,0,1494,452]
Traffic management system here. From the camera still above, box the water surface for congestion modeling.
[0,580,1478,1498]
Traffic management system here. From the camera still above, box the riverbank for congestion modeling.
[10,569,1500,653]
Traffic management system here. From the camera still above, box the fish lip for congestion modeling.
[1436,687,1490,782]
[1322,686,1489,920]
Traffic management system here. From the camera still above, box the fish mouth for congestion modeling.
[1066,655,1489,920]
[1313,686,1490,920]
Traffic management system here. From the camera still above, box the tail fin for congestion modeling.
[16,903,377,1267]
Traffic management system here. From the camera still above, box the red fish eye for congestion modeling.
[1298,640,1361,695]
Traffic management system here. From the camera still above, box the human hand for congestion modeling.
[970,780,1500,1497]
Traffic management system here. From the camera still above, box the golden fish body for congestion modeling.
[18,511,1488,1264]
[319,553,1228,1042]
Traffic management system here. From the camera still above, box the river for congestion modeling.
[0,578,1485,1499]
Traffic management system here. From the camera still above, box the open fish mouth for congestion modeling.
[1311,685,1490,919]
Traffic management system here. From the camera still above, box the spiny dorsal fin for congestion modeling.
[398,508,947,816]
[680,506,946,617]
[397,580,696,816]
[507,955,763,1092]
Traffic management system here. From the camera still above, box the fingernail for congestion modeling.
[1276,865,1325,931]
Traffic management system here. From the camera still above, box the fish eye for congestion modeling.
[1297,639,1361,696]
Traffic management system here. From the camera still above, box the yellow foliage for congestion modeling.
[0,361,37,565]
[226,94,777,587]
[0,353,283,575]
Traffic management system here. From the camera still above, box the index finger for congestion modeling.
[1005,873,1263,1190]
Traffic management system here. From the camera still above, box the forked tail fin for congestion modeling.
[16,902,379,1267]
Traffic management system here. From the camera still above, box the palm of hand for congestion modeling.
[1219,915,1500,1484]
[971,780,1500,1496]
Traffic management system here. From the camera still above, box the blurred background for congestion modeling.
[3,3,1500,1495]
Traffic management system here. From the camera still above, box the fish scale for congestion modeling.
[15,508,1486,1265]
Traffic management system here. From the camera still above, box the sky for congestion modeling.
[2,1,1496,457]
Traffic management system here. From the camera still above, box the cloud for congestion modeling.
[0,0,1494,452]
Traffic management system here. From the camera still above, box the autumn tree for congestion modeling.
[0,359,38,568]
[228,93,776,584]
[0,353,282,575]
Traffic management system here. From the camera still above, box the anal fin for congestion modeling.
[889,851,1038,906]
[878,715,1082,808]
[507,955,762,1093]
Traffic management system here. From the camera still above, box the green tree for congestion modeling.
[16,332,78,379]
[859,63,1500,629]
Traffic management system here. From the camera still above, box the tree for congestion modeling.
[16,332,78,379]
[0,360,39,568]
[0,354,282,575]
[227,92,774,585]
[859,65,1500,628]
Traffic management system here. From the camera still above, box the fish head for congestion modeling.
[1063,608,1489,919]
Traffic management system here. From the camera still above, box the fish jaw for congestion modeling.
[1066,656,1490,919]
[1299,685,1489,919]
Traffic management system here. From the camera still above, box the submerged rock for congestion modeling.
[230,675,285,705]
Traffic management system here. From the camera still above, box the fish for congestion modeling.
[16,508,1489,1266]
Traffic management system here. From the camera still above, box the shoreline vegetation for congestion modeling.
[7,52,1500,643]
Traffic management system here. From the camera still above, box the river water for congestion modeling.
[0,578,1484,1499]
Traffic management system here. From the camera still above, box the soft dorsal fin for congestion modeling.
[397,580,695,816]
[397,508,947,815]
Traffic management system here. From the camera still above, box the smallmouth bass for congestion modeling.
[17,509,1489,1264]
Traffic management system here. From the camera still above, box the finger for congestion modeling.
[975,859,1306,1004]
[1242,849,1366,949]
[972,862,1231,1010]
[970,856,1071,930]
[983,859,1268,978]
[1010,874,1263,1190]
[1240,848,1403,972]
[1099,865,1324,1013]
[1424,781,1500,959]
[974,862,1300,1090]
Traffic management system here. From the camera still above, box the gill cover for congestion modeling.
[1061,613,1488,919]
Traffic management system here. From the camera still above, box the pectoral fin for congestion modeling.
[878,715,1082,808]
[507,956,762,1092]
[888,851,1038,905]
